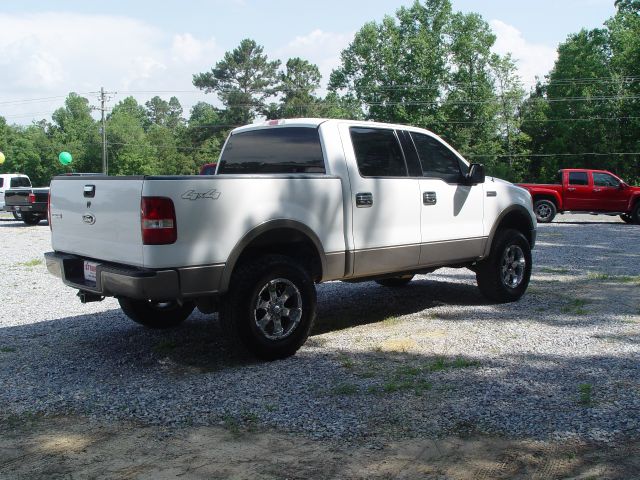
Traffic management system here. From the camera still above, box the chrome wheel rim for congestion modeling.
[254,278,302,340]
[501,245,526,288]
[535,203,552,220]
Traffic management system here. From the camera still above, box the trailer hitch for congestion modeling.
[77,290,105,303]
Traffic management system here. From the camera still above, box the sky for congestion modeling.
[0,0,617,125]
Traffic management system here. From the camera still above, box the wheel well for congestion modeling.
[232,228,323,282]
[494,211,534,246]
[532,195,558,208]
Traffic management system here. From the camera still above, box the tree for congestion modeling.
[50,93,101,173]
[265,58,322,119]
[193,39,280,124]
[107,97,154,175]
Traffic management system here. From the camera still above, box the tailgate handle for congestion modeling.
[83,185,96,198]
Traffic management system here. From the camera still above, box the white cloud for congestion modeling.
[0,13,222,123]
[490,19,558,87]
[275,29,354,93]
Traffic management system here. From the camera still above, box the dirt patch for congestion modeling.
[1,415,638,479]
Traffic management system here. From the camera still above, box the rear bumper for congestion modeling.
[44,252,225,300]
[5,204,47,215]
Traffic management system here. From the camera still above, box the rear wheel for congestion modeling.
[22,214,41,225]
[475,229,532,303]
[375,274,415,287]
[220,255,316,360]
[118,298,195,329]
[533,199,556,223]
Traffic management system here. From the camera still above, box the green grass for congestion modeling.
[17,258,42,267]
[152,339,178,355]
[381,315,402,327]
[540,267,571,274]
[332,383,359,396]
[578,383,594,406]
[588,272,640,284]
[560,299,590,315]
[337,353,355,370]
[0,346,16,353]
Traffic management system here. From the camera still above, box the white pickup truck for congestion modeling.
[45,119,536,359]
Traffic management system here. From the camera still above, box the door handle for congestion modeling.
[423,191,437,205]
[567,188,576,192]
[355,192,373,208]
[593,188,602,193]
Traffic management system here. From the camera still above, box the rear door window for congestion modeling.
[218,127,325,174]
[350,127,408,177]
[568,172,588,186]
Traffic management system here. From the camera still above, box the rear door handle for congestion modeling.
[593,188,602,193]
[567,188,576,192]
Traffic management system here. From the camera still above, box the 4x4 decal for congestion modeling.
[181,189,221,201]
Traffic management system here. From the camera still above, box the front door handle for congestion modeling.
[593,188,602,193]
[567,188,576,192]
[355,192,373,208]
[423,191,437,205]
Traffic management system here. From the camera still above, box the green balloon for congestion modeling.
[59,151,73,165]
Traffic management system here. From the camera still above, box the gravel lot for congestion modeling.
[1,212,639,447]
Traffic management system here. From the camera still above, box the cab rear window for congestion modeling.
[10,177,31,188]
[218,127,325,174]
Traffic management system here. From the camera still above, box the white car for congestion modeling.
[45,119,536,359]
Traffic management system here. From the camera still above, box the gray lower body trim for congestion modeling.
[353,244,421,277]
[44,251,225,300]
[323,252,347,281]
[349,237,487,279]
[419,237,486,266]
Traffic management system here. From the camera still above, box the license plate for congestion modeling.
[83,261,98,284]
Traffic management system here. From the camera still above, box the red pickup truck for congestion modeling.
[518,169,640,224]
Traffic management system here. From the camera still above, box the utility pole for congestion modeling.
[92,87,116,175]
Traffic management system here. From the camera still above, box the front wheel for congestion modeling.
[533,199,556,223]
[220,255,316,360]
[475,229,532,303]
[22,214,41,225]
[118,298,195,329]
[620,214,634,224]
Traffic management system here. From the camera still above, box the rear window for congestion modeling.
[568,172,588,185]
[10,177,31,188]
[218,127,325,174]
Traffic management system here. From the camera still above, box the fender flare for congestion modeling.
[530,189,563,210]
[219,219,327,292]
[483,205,535,258]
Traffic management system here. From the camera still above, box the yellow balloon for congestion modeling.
[0,151,5,165]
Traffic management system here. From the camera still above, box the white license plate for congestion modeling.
[83,261,98,283]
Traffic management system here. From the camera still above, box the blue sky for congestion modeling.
[0,0,617,123]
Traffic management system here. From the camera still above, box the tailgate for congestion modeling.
[4,189,31,207]
[50,177,145,266]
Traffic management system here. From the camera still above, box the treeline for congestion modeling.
[0,0,638,186]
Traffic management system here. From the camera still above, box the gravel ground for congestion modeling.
[0,212,638,445]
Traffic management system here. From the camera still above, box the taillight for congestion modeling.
[141,197,177,245]
[28,193,36,203]
[47,191,52,229]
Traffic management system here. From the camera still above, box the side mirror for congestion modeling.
[619,182,627,190]
[465,163,485,185]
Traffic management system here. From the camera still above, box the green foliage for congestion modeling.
[193,38,280,124]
